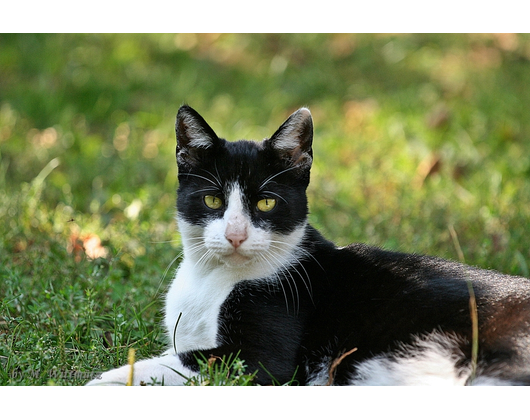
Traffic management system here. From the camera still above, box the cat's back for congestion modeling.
[336,241,530,297]
[303,237,530,385]
[323,240,530,324]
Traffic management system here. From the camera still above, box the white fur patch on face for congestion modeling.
[179,185,306,278]
[203,186,254,266]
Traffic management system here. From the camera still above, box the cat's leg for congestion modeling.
[86,349,196,386]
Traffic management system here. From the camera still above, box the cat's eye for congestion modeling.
[204,195,223,210]
[257,198,276,212]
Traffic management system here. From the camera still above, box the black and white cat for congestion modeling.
[88,105,530,386]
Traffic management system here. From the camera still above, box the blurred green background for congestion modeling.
[2,34,530,384]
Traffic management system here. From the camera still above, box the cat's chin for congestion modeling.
[220,252,253,268]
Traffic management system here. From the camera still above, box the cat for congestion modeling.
[88,105,530,386]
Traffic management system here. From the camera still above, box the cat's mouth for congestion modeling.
[220,250,253,267]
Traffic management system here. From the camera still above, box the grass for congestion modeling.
[1,34,530,385]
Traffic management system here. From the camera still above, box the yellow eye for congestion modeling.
[257,198,276,212]
[204,195,223,210]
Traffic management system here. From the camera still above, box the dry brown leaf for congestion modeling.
[68,232,108,262]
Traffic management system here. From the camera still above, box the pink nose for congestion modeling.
[225,216,248,249]
[225,231,248,249]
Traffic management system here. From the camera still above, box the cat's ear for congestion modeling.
[268,108,313,169]
[175,105,219,168]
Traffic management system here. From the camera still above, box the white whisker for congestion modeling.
[148,239,181,244]
[189,187,221,196]
[182,172,220,188]
[194,248,216,270]
[268,240,316,305]
[262,247,303,315]
[153,250,184,297]
[202,168,223,189]
[255,253,291,313]
[259,166,298,190]
[260,190,288,204]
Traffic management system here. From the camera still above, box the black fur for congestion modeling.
[175,105,530,385]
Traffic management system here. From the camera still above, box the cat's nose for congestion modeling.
[225,219,248,249]
[226,231,248,249]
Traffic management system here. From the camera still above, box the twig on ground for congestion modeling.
[327,347,357,386]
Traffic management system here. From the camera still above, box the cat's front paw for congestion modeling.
[87,364,131,386]
[86,353,193,386]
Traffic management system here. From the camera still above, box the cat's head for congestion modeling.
[175,105,313,277]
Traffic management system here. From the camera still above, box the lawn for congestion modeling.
[1,33,530,385]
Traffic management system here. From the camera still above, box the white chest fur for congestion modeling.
[164,258,237,353]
